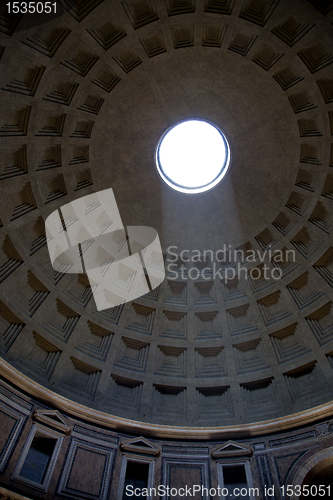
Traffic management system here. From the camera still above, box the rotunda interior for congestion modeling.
[0,0,333,498]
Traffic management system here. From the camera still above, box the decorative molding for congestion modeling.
[33,410,72,434]
[0,486,33,500]
[73,424,119,444]
[162,445,209,455]
[211,440,252,458]
[120,436,160,456]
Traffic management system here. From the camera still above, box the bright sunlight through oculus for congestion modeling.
[156,119,230,194]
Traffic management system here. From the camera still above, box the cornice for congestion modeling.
[1,358,333,440]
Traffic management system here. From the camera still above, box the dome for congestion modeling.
[1,0,333,438]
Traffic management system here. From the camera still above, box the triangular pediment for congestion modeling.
[120,436,160,456]
[211,440,252,458]
[33,410,72,434]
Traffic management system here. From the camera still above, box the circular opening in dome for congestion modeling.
[155,119,230,194]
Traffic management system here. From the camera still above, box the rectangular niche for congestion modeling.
[235,241,258,264]
[285,191,309,216]
[233,338,269,375]
[22,26,71,57]
[195,311,221,340]
[194,281,216,305]
[290,227,323,259]
[87,21,126,49]
[93,303,123,326]
[43,79,79,106]
[313,247,333,287]
[126,303,155,335]
[196,386,233,420]
[164,280,187,306]
[92,68,121,93]
[295,169,317,191]
[0,105,31,136]
[273,66,303,90]
[284,361,332,408]
[76,320,113,362]
[109,374,143,413]
[162,459,209,500]
[69,145,89,165]
[39,299,80,343]
[309,201,333,234]
[221,275,246,302]
[0,144,28,179]
[253,43,284,71]
[248,263,274,293]
[74,169,93,191]
[195,346,226,377]
[63,274,93,309]
[36,145,61,171]
[39,173,67,204]
[286,271,323,310]
[271,246,299,277]
[113,49,142,72]
[0,235,23,283]
[35,112,66,137]
[0,300,25,354]
[152,384,186,419]
[154,345,186,377]
[23,331,61,381]
[269,322,311,364]
[257,290,292,327]
[8,182,37,221]
[272,211,295,235]
[217,462,255,500]
[240,378,279,418]
[114,337,150,373]
[161,310,187,339]
[61,357,101,401]
[7,270,50,318]
[255,228,278,251]
[17,216,47,256]
[226,304,258,336]
[190,256,213,280]
[13,424,63,491]
[305,301,333,345]
[117,455,155,500]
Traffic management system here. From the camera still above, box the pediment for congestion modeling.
[33,410,72,434]
[211,440,252,458]
[120,436,160,456]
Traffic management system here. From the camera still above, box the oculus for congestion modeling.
[156,119,230,194]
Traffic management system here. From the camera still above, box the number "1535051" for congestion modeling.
[6,2,57,14]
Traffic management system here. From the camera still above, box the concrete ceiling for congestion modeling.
[0,0,333,427]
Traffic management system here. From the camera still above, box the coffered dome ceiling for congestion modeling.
[0,0,333,431]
